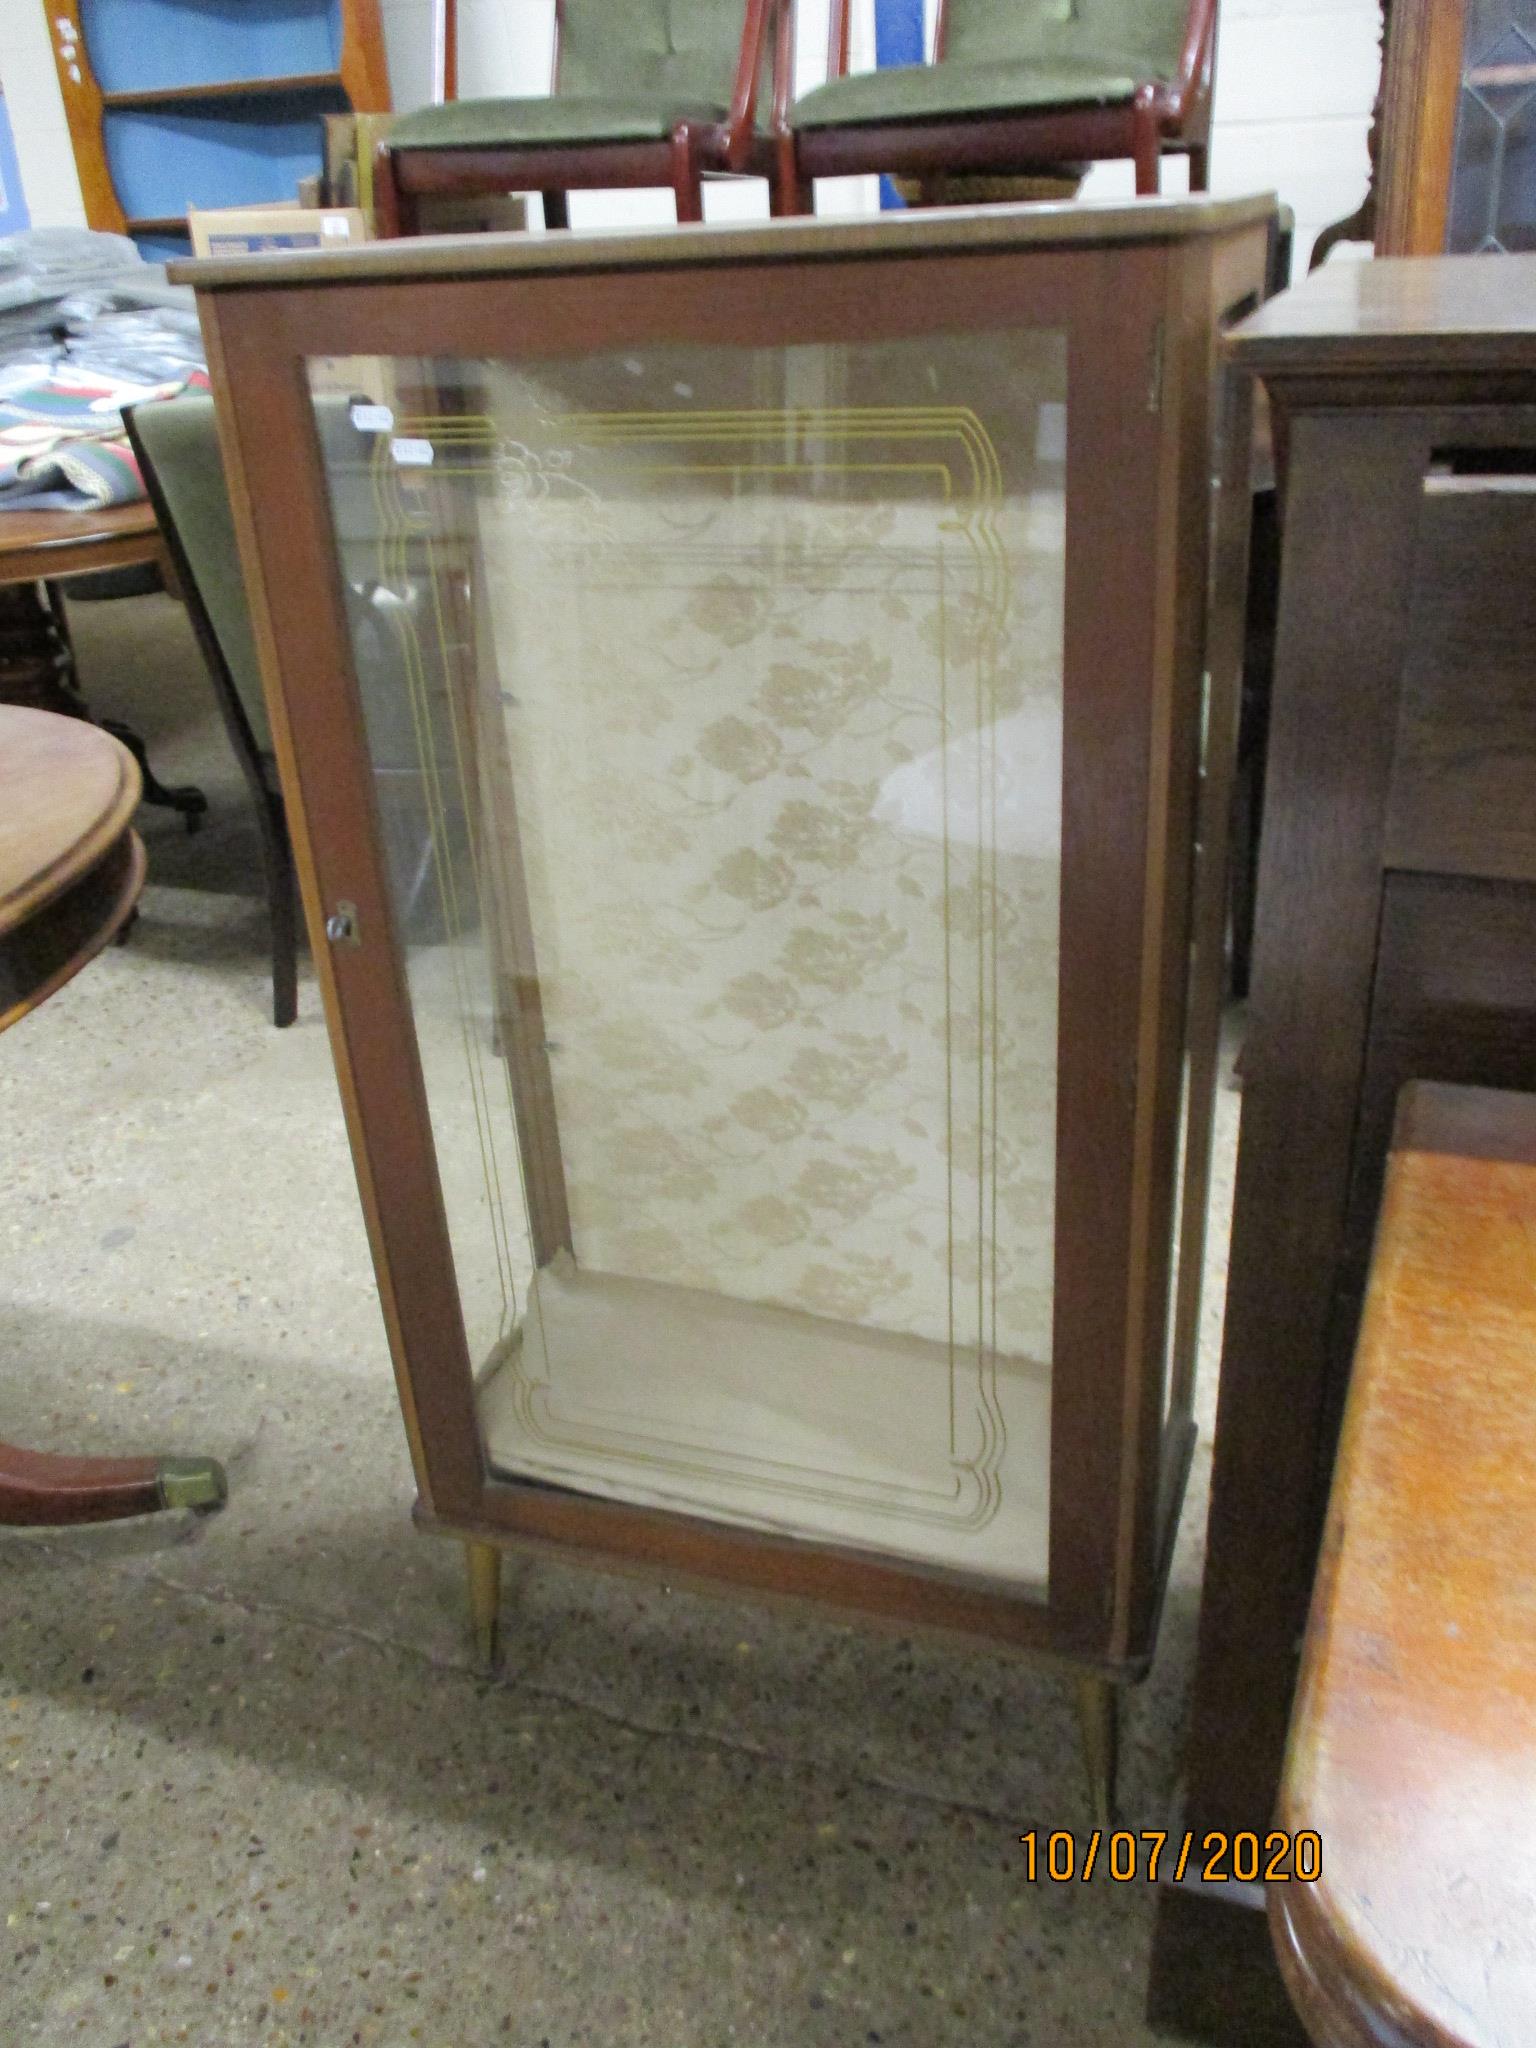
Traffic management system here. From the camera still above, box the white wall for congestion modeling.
[0,3,88,228]
[1,0,1380,268]
[1079,0,1382,268]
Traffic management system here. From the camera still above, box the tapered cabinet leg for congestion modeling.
[1076,1674,1120,1826]
[465,1539,502,1668]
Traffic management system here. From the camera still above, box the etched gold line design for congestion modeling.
[367,438,523,1348]
[352,386,1050,1535]
[387,405,1005,1528]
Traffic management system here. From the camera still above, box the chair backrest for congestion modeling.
[129,393,270,756]
[560,0,758,105]
[942,0,1194,77]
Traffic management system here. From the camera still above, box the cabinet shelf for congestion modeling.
[102,72,343,112]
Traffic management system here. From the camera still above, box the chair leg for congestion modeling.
[1187,142,1210,193]
[373,143,404,237]
[771,177,813,217]
[1132,96,1162,195]
[465,1540,502,1668]
[541,190,569,230]
[772,134,813,217]
[671,127,704,223]
[1075,1673,1119,1827]
[259,788,298,1030]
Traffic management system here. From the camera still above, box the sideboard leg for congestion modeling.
[464,1540,502,1669]
[1076,1673,1119,1826]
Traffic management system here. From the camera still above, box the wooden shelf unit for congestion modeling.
[101,73,343,112]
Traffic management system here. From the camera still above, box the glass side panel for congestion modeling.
[309,331,1066,1587]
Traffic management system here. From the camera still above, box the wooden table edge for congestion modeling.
[0,720,141,939]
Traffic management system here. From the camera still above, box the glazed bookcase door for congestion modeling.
[310,331,1069,1589]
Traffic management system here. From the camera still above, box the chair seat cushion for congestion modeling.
[386,92,731,151]
[791,53,1161,130]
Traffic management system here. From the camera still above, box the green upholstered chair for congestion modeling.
[784,0,1217,208]
[374,0,797,234]
[125,396,300,1028]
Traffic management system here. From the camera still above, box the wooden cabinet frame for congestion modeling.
[178,200,1271,1805]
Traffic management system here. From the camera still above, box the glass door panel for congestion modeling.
[310,328,1066,1587]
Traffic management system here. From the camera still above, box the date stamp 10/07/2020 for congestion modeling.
[1018,1830,1322,1885]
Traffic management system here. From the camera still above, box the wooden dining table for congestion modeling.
[0,703,225,1523]
[0,497,168,592]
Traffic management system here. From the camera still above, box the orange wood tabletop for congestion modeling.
[0,704,141,941]
[1271,1080,1536,2048]
[0,498,163,590]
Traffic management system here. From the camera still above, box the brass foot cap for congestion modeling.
[156,1455,228,1513]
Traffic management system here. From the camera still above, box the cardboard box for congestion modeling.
[188,203,370,258]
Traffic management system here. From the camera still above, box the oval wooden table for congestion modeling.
[0,704,226,1523]
[1271,1081,1536,2047]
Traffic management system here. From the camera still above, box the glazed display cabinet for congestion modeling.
[182,198,1272,1815]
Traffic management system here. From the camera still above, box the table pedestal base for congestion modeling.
[0,582,208,832]
[0,1441,226,1527]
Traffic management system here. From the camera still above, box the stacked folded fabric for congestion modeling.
[0,227,208,510]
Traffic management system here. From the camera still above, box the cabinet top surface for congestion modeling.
[1229,252,1536,376]
[170,193,1277,293]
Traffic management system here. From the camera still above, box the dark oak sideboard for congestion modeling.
[1148,252,1536,2043]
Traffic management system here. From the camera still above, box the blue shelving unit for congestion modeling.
[47,0,390,260]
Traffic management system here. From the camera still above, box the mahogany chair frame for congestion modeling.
[781,0,1218,210]
[374,0,800,233]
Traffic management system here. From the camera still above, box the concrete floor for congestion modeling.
[0,593,1240,2048]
